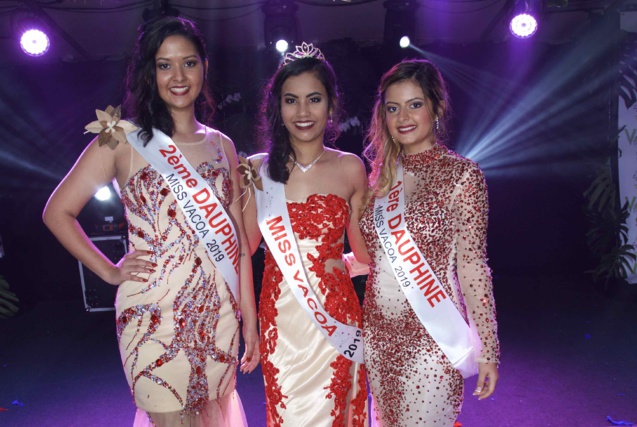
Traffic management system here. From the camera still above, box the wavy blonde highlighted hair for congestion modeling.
[364,59,450,197]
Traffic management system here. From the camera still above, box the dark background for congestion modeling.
[0,14,623,305]
[1,2,637,426]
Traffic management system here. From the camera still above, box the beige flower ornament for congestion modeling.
[84,105,137,149]
[237,156,262,191]
[236,156,263,211]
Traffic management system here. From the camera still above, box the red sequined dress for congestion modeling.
[116,128,246,426]
[359,144,500,426]
[259,193,368,427]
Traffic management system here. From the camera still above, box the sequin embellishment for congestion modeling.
[117,146,240,418]
[360,144,499,425]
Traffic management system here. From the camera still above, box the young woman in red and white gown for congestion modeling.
[241,45,369,426]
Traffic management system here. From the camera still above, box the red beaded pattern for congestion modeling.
[360,144,499,424]
[259,194,367,426]
[118,160,240,417]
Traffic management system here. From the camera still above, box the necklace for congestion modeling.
[289,150,325,173]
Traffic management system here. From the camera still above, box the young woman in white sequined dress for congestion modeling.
[359,59,500,426]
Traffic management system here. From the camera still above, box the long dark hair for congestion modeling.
[364,59,450,196]
[258,57,342,183]
[123,16,216,145]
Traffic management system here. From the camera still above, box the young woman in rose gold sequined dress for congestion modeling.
[359,59,500,426]
[43,17,258,426]
[241,47,369,426]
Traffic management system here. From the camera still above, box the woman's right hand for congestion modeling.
[103,250,156,285]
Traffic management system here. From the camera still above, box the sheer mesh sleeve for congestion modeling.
[453,163,500,364]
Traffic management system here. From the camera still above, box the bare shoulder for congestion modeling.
[246,152,268,170]
[59,134,125,189]
[329,148,366,177]
[212,127,237,153]
[87,134,128,165]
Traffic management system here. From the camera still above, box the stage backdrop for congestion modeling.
[619,13,637,284]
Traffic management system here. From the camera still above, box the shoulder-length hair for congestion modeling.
[364,59,450,197]
[258,56,342,183]
[123,16,215,146]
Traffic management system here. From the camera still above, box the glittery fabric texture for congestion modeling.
[117,129,244,425]
[360,144,500,426]
[259,194,368,427]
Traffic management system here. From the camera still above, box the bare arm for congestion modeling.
[241,156,264,256]
[42,139,153,285]
[344,154,371,265]
[223,137,260,373]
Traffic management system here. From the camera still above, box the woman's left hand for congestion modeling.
[240,321,260,374]
[472,362,499,400]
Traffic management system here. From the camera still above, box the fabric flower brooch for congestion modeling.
[237,156,262,211]
[84,105,137,149]
[237,156,262,191]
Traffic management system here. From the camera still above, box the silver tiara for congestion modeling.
[283,42,325,65]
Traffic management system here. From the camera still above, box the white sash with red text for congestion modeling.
[254,157,364,364]
[127,128,240,302]
[373,163,481,378]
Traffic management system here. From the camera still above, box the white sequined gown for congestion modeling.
[359,144,500,426]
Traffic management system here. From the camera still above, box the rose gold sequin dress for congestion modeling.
[116,129,247,426]
[259,194,368,427]
[359,144,500,426]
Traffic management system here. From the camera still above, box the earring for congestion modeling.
[435,117,440,132]
[329,116,333,125]
[391,136,397,145]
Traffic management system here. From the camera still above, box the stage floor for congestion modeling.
[1,273,635,426]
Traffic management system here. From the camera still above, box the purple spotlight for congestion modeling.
[20,29,50,56]
[509,13,538,38]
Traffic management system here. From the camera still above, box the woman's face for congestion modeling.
[384,79,437,155]
[154,35,206,114]
[280,71,331,147]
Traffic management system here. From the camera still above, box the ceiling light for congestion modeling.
[262,0,299,49]
[509,0,539,39]
[13,12,50,57]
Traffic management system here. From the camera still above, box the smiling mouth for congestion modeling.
[398,125,416,133]
[295,121,315,129]
[170,86,189,95]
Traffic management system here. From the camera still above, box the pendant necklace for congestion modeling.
[289,149,325,173]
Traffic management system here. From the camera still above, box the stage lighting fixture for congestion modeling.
[13,12,50,57]
[262,0,299,49]
[383,0,419,46]
[275,39,289,53]
[20,29,49,56]
[509,0,539,38]
[399,36,411,48]
[95,186,112,202]
[546,0,567,8]
[142,3,179,22]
